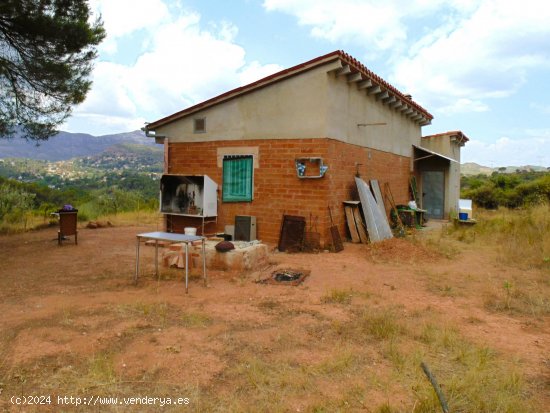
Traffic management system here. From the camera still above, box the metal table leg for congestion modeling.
[155,240,159,279]
[202,238,207,286]
[134,236,140,284]
[185,242,189,294]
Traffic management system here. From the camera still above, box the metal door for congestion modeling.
[422,171,445,219]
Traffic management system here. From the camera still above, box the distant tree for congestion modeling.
[0,183,35,219]
[466,184,500,209]
[462,170,550,208]
[491,173,520,190]
[0,0,105,141]
[95,187,141,216]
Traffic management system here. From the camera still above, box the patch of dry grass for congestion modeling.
[0,213,57,234]
[180,311,213,328]
[1,207,548,412]
[443,204,550,269]
[0,209,162,234]
[329,306,405,342]
[256,299,281,312]
[1,297,541,413]
[320,288,354,305]
[484,279,550,317]
[104,210,164,226]
[191,306,537,412]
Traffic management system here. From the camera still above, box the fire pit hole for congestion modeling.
[273,270,303,282]
[258,268,310,286]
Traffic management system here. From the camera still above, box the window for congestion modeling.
[222,155,253,202]
[193,117,206,133]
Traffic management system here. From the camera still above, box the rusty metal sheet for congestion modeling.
[278,215,306,252]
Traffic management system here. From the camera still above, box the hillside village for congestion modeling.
[0,144,162,190]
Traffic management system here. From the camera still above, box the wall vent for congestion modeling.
[194,118,206,133]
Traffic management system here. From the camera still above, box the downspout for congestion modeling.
[141,123,166,144]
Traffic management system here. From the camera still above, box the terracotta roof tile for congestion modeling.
[336,50,432,119]
[147,50,433,129]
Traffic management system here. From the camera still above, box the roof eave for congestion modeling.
[334,51,433,121]
[413,144,458,163]
[423,130,469,145]
[146,49,434,130]
[146,51,344,130]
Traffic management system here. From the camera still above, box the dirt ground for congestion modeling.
[0,223,548,412]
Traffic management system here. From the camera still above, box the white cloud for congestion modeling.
[463,135,550,166]
[66,113,147,135]
[90,0,170,53]
[76,62,136,117]
[437,98,488,115]
[238,62,285,85]
[263,0,452,51]
[524,128,550,139]
[391,0,550,114]
[65,3,283,135]
[91,0,170,37]
[264,0,550,115]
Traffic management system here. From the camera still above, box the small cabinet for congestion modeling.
[160,174,217,217]
[57,210,78,245]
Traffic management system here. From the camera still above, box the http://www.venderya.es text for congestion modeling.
[10,394,191,407]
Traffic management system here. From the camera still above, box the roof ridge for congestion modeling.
[147,50,432,129]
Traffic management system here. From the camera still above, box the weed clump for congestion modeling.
[444,204,550,269]
[320,289,353,305]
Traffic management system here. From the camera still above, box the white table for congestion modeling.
[135,231,206,293]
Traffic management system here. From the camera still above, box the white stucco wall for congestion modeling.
[157,65,330,142]
[448,141,462,216]
[325,73,422,157]
[155,62,424,155]
[420,134,463,217]
[420,135,460,161]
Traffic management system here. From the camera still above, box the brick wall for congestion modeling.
[326,139,411,241]
[167,139,329,245]
[166,138,411,246]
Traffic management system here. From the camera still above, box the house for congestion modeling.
[417,131,469,220]
[144,50,465,246]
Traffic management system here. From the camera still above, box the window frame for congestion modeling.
[222,155,254,203]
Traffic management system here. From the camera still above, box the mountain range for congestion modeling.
[0,130,155,161]
[1,130,547,175]
[461,162,548,176]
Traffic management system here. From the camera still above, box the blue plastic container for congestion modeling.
[459,212,468,220]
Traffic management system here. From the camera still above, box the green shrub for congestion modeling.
[0,184,35,220]
[462,172,550,209]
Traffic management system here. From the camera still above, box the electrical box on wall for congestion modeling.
[160,174,217,217]
[234,215,256,241]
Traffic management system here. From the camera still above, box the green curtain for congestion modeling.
[222,156,253,202]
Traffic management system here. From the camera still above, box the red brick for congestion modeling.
[165,138,410,245]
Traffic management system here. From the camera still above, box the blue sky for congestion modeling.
[64,0,550,167]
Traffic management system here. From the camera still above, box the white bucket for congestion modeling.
[184,227,197,236]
